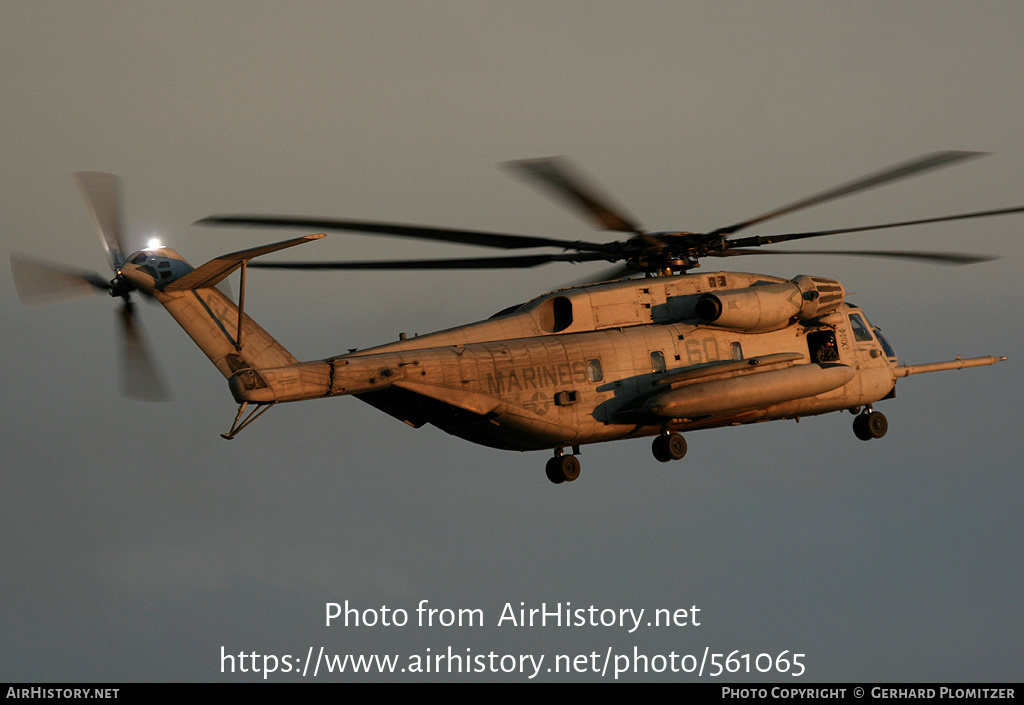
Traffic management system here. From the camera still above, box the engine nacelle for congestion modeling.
[694,275,845,332]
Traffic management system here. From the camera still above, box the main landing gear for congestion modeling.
[545,448,581,484]
[852,407,888,441]
[652,432,687,463]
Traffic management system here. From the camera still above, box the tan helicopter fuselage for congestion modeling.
[223,270,898,452]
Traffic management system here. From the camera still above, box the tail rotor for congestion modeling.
[10,173,171,401]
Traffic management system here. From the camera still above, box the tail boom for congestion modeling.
[155,286,298,379]
[138,234,326,380]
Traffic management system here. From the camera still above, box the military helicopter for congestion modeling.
[11,153,1019,484]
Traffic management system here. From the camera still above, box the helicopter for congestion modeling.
[10,153,1019,484]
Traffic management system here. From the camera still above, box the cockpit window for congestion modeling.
[848,313,874,343]
[874,328,897,358]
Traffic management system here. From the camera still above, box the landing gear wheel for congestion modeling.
[652,433,687,462]
[560,455,581,482]
[853,413,871,441]
[545,454,581,483]
[545,456,564,484]
[853,411,888,441]
[865,411,888,439]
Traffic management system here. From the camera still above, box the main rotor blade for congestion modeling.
[725,205,1024,248]
[714,247,997,265]
[10,254,111,307]
[73,172,126,272]
[196,215,611,253]
[248,251,609,270]
[504,157,643,234]
[710,151,987,237]
[118,302,171,402]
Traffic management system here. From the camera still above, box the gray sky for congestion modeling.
[2,1,1022,682]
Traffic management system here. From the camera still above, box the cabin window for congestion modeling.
[586,359,603,383]
[730,342,743,360]
[848,313,874,343]
[650,350,666,374]
[809,330,839,363]
[538,295,573,333]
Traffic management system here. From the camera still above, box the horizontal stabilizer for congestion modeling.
[165,234,325,291]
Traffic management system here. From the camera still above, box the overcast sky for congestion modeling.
[2,1,1022,682]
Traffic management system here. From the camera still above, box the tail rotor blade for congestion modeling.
[118,302,171,402]
[73,172,126,272]
[10,254,111,307]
